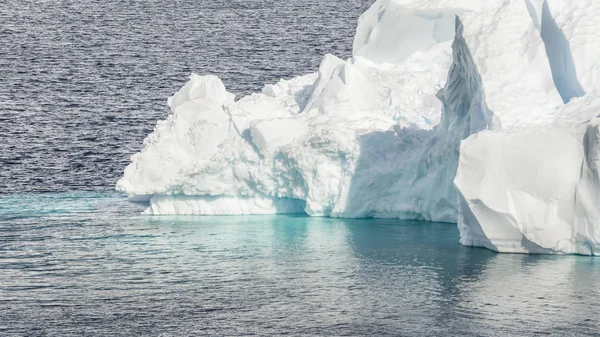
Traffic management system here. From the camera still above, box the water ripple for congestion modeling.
[0,0,372,194]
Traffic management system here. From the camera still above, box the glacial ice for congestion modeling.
[118,0,600,255]
[454,0,600,255]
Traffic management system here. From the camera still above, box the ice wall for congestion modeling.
[453,0,600,255]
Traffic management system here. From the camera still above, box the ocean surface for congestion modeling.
[1,0,371,193]
[1,1,600,336]
[1,192,599,336]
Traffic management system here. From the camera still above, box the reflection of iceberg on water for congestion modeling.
[117,0,600,255]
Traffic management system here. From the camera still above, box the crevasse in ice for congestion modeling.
[118,0,600,255]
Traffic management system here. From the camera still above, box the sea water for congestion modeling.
[1,192,599,336]
[0,0,371,193]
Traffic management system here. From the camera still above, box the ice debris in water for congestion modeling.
[118,0,600,255]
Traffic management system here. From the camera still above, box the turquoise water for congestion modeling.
[1,192,598,336]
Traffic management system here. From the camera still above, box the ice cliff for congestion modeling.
[454,0,600,255]
[118,0,600,255]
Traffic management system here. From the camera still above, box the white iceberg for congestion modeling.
[118,0,600,255]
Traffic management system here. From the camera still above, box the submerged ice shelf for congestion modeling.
[118,0,600,255]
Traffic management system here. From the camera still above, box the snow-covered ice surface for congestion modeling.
[118,0,600,255]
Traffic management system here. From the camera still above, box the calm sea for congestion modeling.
[1,1,599,336]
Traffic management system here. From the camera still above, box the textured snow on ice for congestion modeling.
[119,0,600,255]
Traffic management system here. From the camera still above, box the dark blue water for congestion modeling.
[0,0,372,193]
[2,1,600,336]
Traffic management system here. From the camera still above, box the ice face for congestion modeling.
[453,0,600,255]
[118,0,600,255]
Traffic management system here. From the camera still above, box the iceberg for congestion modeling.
[118,0,600,255]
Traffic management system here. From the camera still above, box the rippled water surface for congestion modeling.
[1,193,599,336]
[1,0,371,193]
